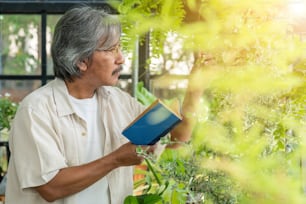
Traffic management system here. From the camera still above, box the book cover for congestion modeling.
[122,99,182,145]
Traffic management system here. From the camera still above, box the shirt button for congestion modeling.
[81,132,86,136]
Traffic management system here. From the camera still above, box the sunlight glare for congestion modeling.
[288,1,306,18]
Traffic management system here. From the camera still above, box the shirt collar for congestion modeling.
[52,78,75,117]
[52,78,112,117]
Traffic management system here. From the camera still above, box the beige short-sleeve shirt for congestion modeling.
[5,78,145,204]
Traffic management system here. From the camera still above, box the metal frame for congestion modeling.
[0,1,119,14]
[0,0,150,93]
[138,32,151,91]
[0,1,125,86]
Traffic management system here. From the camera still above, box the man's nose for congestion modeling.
[116,50,125,65]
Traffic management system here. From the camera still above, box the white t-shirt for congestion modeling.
[70,94,110,204]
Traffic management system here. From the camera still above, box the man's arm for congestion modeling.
[168,53,215,148]
[34,142,154,202]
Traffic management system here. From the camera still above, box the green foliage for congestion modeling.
[113,0,185,58]
[0,94,17,131]
[1,14,60,75]
[136,82,157,106]
[0,15,41,75]
[124,194,162,204]
[117,0,306,203]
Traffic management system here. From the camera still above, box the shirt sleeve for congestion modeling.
[10,105,68,189]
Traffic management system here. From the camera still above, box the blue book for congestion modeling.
[122,99,182,145]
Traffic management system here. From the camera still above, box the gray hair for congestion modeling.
[51,6,121,82]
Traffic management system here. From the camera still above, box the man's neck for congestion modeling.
[65,80,97,99]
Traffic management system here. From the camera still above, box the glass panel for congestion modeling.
[151,77,188,100]
[0,80,41,102]
[117,79,133,95]
[47,15,61,75]
[0,15,41,75]
[121,51,133,75]
[149,32,194,75]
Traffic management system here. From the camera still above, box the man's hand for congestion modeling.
[112,142,157,166]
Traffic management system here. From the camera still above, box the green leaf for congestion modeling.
[124,195,139,204]
[125,194,162,204]
[142,194,162,204]
[135,82,157,106]
[171,189,186,204]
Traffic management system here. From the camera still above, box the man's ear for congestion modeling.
[77,59,88,72]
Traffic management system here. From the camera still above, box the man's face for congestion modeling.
[83,43,125,87]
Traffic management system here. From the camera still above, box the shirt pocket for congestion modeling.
[59,114,86,166]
